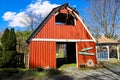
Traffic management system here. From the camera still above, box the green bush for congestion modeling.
[0,51,16,68]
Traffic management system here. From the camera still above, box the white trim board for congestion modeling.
[76,42,78,67]
[32,38,95,42]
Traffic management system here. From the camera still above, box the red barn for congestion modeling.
[27,3,97,69]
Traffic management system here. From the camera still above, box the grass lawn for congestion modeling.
[0,63,104,80]
[56,53,64,58]
[59,63,76,70]
[0,68,47,80]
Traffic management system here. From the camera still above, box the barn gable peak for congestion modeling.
[26,3,78,43]
[26,3,96,43]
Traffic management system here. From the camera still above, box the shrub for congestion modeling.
[0,51,16,68]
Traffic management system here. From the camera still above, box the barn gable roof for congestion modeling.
[26,3,96,43]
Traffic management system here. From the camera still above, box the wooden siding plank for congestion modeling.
[34,9,92,40]
[29,42,56,68]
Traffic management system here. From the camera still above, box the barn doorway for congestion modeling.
[56,42,76,68]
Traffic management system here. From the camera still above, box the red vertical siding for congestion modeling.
[29,41,56,68]
[35,8,92,39]
[77,42,97,67]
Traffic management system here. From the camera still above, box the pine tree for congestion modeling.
[0,46,2,57]
[9,28,16,51]
[0,28,17,67]
[1,28,10,51]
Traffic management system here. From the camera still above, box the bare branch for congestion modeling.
[86,0,120,38]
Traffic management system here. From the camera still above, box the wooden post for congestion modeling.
[96,46,98,60]
[117,45,119,60]
[106,46,109,60]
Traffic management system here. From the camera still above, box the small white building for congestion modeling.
[96,35,120,61]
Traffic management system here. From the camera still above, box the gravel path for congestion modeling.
[43,62,120,80]
[102,62,120,76]
[46,67,120,80]
[62,67,120,80]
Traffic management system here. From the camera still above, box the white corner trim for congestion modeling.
[76,42,78,67]
[32,38,95,42]
[73,12,96,43]
[67,7,72,11]
[55,12,59,15]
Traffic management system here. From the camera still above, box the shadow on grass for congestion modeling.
[0,68,43,80]
[0,68,74,80]
[47,75,73,80]
[45,68,73,80]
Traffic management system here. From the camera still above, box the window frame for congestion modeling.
[55,12,76,26]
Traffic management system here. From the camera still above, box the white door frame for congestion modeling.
[76,42,78,67]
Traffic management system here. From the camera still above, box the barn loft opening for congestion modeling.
[55,13,75,25]
[56,42,76,68]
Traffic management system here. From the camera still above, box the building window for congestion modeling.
[55,13,75,26]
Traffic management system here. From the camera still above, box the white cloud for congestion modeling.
[3,12,31,27]
[2,0,59,27]
[2,12,16,21]
[26,0,59,18]
[9,12,31,27]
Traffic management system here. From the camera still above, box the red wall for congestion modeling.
[35,9,92,39]
[77,42,97,67]
[29,41,56,68]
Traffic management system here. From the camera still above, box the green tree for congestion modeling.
[1,28,16,51]
[16,30,31,53]
[9,28,16,51]
[0,28,17,67]
[1,28,10,51]
[0,46,2,58]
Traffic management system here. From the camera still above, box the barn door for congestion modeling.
[67,42,76,63]
[56,42,76,68]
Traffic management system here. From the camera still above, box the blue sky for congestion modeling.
[0,0,31,31]
[0,0,89,31]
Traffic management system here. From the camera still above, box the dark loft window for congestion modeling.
[55,13,75,25]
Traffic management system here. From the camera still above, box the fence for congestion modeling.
[96,52,108,60]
